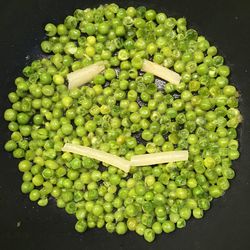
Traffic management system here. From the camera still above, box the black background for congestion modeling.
[0,0,250,249]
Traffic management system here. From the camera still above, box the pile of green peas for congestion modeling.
[4,3,241,242]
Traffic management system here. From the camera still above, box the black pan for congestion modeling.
[1,0,250,249]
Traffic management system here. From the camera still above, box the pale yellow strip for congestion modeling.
[130,150,188,166]
[142,59,181,85]
[62,143,131,173]
[67,61,106,89]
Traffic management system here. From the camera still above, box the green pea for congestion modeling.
[162,220,175,233]
[29,189,41,201]
[45,160,59,170]
[116,222,127,235]
[209,185,223,198]
[193,207,204,219]
[4,140,17,152]
[143,228,155,242]
[21,181,34,194]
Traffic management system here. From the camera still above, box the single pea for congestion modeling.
[135,223,146,236]
[162,220,175,233]
[218,65,230,77]
[45,160,59,170]
[176,188,188,199]
[37,198,48,207]
[4,140,17,152]
[75,220,87,233]
[116,222,127,235]
[8,92,19,103]
[13,148,25,158]
[53,74,65,85]
[29,189,41,201]
[18,160,32,172]
[85,120,96,132]
[209,185,223,198]
[207,46,217,56]
[21,181,34,194]
[179,207,192,220]
[143,228,155,242]
[193,207,204,219]
[41,40,52,53]
[145,9,156,20]
[217,177,230,190]
[4,109,17,121]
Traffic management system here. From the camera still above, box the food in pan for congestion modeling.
[3,3,241,242]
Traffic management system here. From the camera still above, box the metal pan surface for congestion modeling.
[0,0,250,249]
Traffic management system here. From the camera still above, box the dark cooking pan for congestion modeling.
[0,0,250,249]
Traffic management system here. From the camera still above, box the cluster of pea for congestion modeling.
[4,3,241,242]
